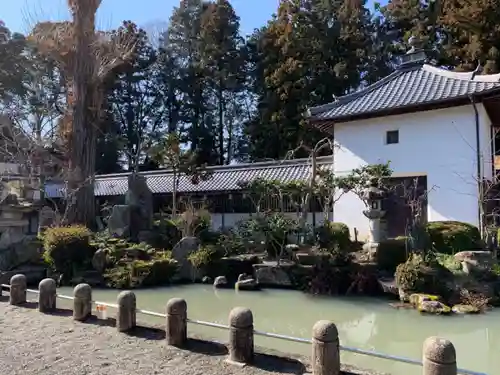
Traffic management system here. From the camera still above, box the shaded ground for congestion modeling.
[0,297,386,375]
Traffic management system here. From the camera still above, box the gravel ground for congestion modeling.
[0,297,386,375]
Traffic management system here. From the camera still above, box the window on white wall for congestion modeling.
[386,130,399,144]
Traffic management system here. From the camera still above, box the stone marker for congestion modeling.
[9,274,26,305]
[73,283,92,321]
[423,336,457,375]
[38,278,57,313]
[166,298,187,347]
[228,307,254,364]
[312,320,340,375]
[117,291,136,332]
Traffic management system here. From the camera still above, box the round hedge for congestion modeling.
[426,221,483,254]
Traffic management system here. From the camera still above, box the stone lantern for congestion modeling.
[362,178,387,259]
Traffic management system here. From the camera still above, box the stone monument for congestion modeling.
[107,173,153,240]
[361,177,387,261]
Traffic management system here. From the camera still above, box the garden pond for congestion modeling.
[51,285,497,375]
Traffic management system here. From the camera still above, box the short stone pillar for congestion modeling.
[422,336,457,375]
[73,283,92,321]
[38,278,57,313]
[228,307,254,364]
[166,298,187,347]
[117,291,136,332]
[312,320,340,375]
[9,274,27,305]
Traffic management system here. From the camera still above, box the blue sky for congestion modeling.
[2,0,280,37]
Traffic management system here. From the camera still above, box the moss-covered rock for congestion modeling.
[426,221,483,254]
[452,304,480,314]
[409,293,440,308]
[418,300,451,315]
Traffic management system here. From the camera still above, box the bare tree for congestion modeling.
[28,0,137,227]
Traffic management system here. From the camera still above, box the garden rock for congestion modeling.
[108,205,130,237]
[172,237,200,280]
[235,278,259,291]
[451,304,479,314]
[253,264,292,287]
[202,276,213,284]
[91,249,107,273]
[418,300,451,315]
[454,251,494,274]
[213,276,228,288]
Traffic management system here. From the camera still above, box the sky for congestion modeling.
[1,0,280,38]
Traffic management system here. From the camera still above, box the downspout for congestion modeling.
[469,95,483,236]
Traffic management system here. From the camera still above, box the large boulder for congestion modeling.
[107,205,130,237]
[253,264,292,287]
[92,249,107,273]
[0,235,41,271]
[172,237,200,281]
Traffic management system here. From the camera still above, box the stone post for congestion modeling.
[228,307,254,364]
[73,283,92,321]
[117,291,136,332]
[422,336,457,375]
[166,298,187,347]
[38,278,57,313]
[312,320,340,375]
[9,274,27,305]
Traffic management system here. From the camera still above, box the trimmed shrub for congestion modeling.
[426,221,483,254]
[42,225,94,275]
[315,222,351,250]
[375,237,409,273]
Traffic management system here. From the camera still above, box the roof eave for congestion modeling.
[308,90,500,129]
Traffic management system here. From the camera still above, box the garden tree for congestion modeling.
[0,22,28,100]
[439,0,500,72]
[200,0,247,164]
[150,132,212,217]
[29,0,138,227]
[244,0,373,160]
[161,0,218,164]
[378,0,445,63]
[106,21,164,171]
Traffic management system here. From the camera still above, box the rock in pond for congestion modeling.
[253,264,292,287]
[418,300,451,315]
[235,278,260,291]
[213,276,228,288]
[202,276,213,284]
[452,304,480,314]
[409,293,440,308]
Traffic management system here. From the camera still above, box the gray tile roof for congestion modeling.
[44,156,333,198]
[308,62,500,122]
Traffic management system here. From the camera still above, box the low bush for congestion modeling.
[375,237,409,273]
[104,252,178,289]
[42,225,94,276]
[315,222,351,250]
[426,221,483,254]
[187,245,222,271]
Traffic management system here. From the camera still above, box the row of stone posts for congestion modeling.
[6,274,459,375]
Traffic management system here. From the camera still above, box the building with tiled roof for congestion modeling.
[307,43,500,235]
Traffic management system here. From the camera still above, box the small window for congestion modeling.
[386,130,399,145]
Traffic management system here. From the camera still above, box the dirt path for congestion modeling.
[0,298,382,375]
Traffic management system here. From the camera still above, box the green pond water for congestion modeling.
[50,285,495,375]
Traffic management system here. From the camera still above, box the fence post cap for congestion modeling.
[39,278,56,291]
[10,274,26,285]
[73,283,92,298]
[313,320,338,341]
[229,306,253,327]
[117,290,136,306]
[423,336,456,364]
[166,298,187,314]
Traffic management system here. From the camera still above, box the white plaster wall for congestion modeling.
[209,212,326,230]
[333,105,492,240]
